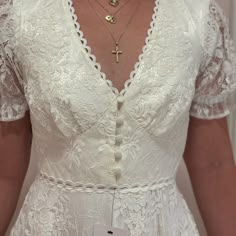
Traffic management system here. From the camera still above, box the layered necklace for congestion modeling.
[94,0,131,24]
[88,0,141,63]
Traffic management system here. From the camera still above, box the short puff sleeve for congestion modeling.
[0,0,28,121]
[189,0,236,119]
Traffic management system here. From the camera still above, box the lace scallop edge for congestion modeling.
[66,0,161,97]
[38,172,176,194]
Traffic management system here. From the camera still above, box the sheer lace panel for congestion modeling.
[189,0,236,119]
[0,0,28,121]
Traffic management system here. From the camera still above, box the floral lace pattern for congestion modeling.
[10,174,200,236]
[0,0,235,235]
[10,177,76,236]
[189,0,236,119]
[113,183,200,236]
[0,0,28,121]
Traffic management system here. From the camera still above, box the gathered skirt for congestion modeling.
[10,173,200,236]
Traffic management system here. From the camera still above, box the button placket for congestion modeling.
[116,115,124,128]
[113,166,122,180]
[112,96,125,181]
[115,134,123,146]
[117,95,124,110]
[114,150,122,162]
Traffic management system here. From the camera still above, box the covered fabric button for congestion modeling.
[115,135,123,145]
[117,96,125,104]
[113,166,122,179]
[114,151,122,161]
[116,115,124,127]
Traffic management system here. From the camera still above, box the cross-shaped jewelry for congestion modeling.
[112,43,123,63]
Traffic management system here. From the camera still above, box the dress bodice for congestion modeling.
[1,0,236,235]
[0,0,236,187]
[21,0,200,185]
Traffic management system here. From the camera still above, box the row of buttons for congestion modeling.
[113,96,125,181]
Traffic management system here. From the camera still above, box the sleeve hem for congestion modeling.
[189,88,236,119]
[0,104,29,122]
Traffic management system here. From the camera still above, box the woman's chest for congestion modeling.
[70,0,158,94]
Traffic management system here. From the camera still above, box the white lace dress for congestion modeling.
[1,0,236,235]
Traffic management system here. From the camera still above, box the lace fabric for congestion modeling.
[10,173,200,236]
[189,0,236,119]
[0,0,235,235]
[0,0,28,121]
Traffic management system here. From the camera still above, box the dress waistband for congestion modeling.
[38,172,176,194]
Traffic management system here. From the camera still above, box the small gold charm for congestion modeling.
[109,0,119,7]
[112,43,122,63]
[105,15,117,24]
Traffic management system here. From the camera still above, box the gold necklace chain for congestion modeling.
[95,0,131,24]
[87,0,141,63]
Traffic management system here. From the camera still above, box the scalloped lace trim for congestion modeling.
[67,0,160,97]
[39,171,175,194]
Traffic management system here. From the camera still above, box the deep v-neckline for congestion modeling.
[65,0,160,99]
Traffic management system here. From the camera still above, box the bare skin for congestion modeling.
[184,117,236,236]
[0,112,32,235]
[1,0,236,235]
[72,0,156,93]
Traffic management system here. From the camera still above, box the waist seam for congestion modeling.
[38,171,176,193]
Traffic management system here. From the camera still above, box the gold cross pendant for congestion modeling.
[112,43,122,63]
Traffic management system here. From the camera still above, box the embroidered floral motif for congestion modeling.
[65,137,85,168]
[189,1,236,119]
[1,0,235,235]
[0,0,28,121]
[10,179,76,236]
[121,126,141,160]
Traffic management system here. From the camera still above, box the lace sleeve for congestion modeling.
[0,0,28,121]
[189,0,236,119]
